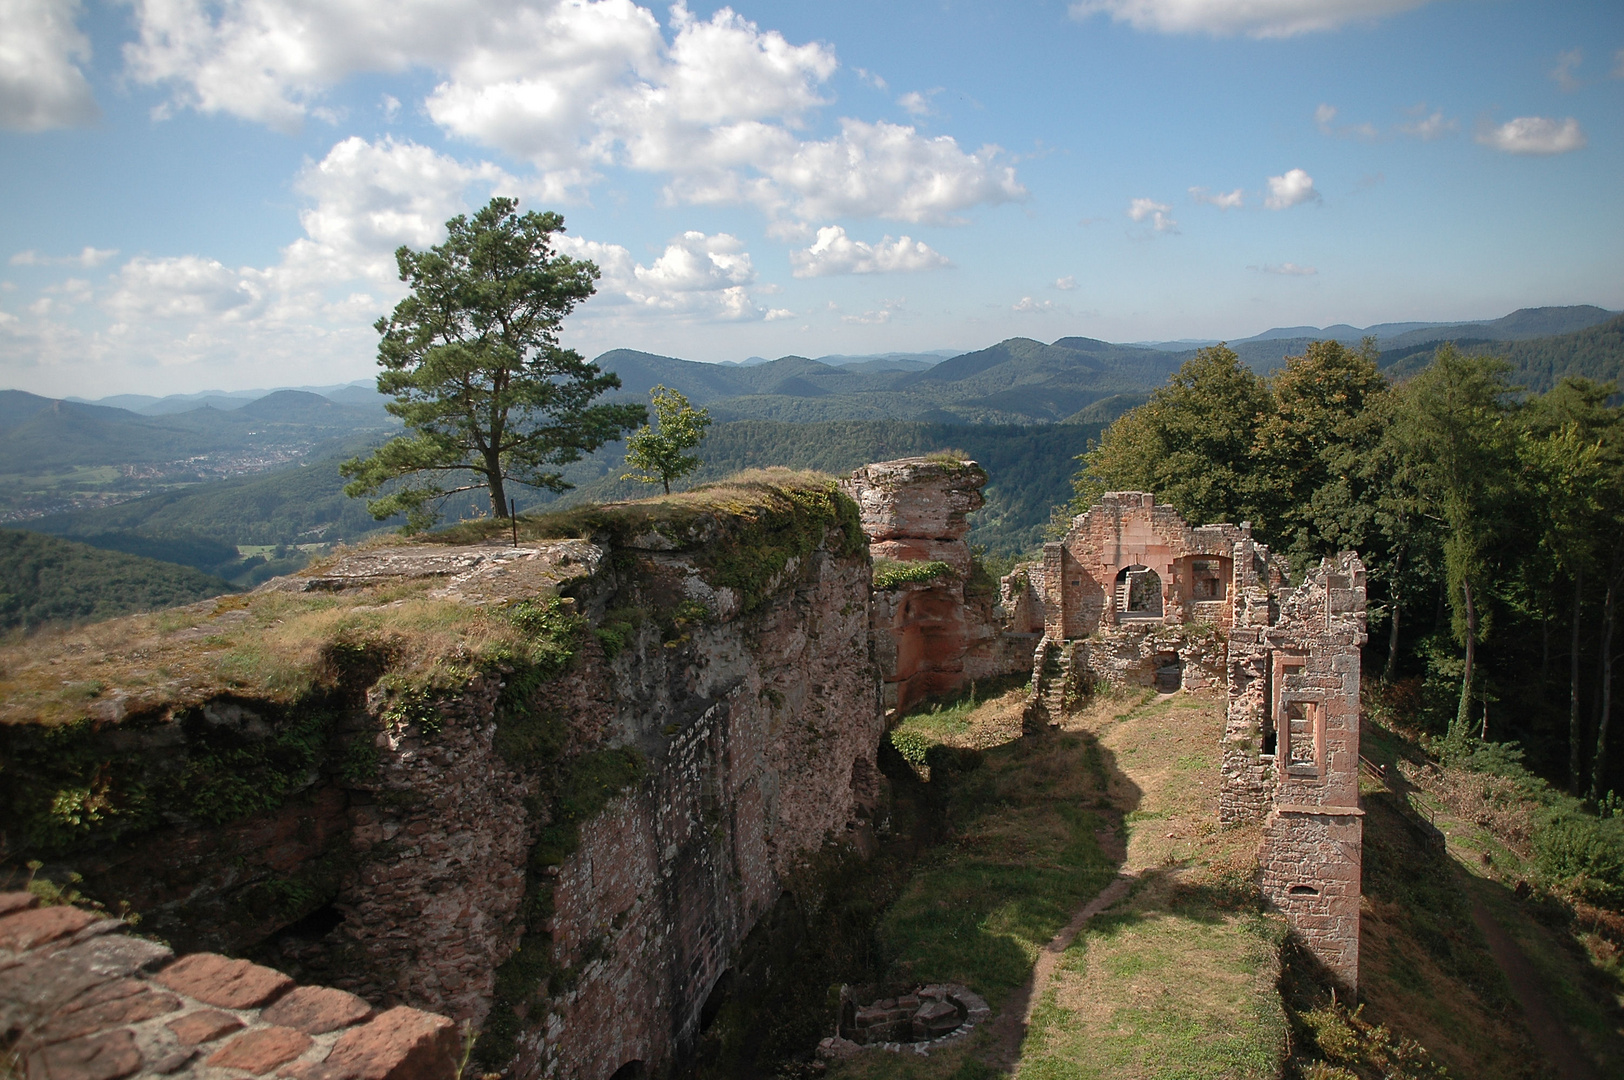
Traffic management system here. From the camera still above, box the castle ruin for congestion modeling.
[1017,492,1368,989]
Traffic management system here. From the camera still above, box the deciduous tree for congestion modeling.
[620,385,712,495]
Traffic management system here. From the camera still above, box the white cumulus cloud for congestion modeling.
[123,0,1024,227]
[1397,104,1456,140]
[1054,275,1077,290]
[11,247,119,268]
[1068,0,1435,38]
[1,0,98,130]
[1190,186,1243,209]
[1128,197,1177,232]
[1550,49,1582,92]
[1012,296,1054,312]
[556,231,771,322]
[842,297,904,325]
[1476,116,1586,155]
[788,226,950,277]
[897,90,936,117]
[1264,168,1319,209]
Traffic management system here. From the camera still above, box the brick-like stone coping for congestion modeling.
[816,984,991,1060]
[0,892,461,1080]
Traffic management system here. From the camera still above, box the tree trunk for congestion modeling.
[1456,577,1478,732]
[486,451,509,519]
[1541,614,1551,685]
[1571,568,1585,796]
[1384,598,1401,684]
[1593,577,1617,801]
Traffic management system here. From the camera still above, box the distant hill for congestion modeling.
[1496,313,1624,391]
[24,436,406,571]
[0,528,233,631]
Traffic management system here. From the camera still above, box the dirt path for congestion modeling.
[1466,890,1601,1080]
[983,823,1134,1074]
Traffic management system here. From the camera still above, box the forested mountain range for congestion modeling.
[0,528,233,631]
[4,303,1618,589]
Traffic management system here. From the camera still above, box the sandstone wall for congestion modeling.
[516,533,880,1080]
[2,485,883,1080]
[1223,551,1368,990]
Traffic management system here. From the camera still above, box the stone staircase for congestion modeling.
[1026,637,1077,727]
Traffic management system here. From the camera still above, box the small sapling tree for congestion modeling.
[620,385,712,494]
[342,198,646,531]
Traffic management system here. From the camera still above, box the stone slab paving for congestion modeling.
[0,892,460,1080]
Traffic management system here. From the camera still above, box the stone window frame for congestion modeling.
[1272,652,1325,777]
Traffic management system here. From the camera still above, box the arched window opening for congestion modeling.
[1114,565,1163,618]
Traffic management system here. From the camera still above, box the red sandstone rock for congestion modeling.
[282,1006,458,1080]
[43,983,181,1043]
[263,985,375,1035]
[154,952,293,1009]
[208,1025,313,1072]
[29,1029,142,1080]
[0,890,38,916]
[0,904,97,950]
[167,1008,246,1045]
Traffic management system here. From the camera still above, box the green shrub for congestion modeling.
[872,559,955,590]
[888,728,932,766]
[1534,814,1624,905]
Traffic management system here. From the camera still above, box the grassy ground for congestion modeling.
[829,687,1288,1080]
[1356,719,1624,1078]
[1016,691,1287,1080]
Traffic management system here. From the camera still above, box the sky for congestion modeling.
[1,0,1620,398]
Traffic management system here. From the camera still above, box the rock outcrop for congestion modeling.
[0,474,882,1080]
[842,457,1034,716]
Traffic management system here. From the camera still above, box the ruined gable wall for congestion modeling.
[1046,494,1246,639]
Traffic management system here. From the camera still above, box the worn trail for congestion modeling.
[1466,889,1601,1080]
[983,824,1134,1074]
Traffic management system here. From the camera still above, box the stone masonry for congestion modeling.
[1226,552,1368,990]
[0,890,460,1080]
[2,490,883,1080]
[842,458,1035,716]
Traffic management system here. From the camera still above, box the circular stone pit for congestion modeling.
[817,983,991,1059]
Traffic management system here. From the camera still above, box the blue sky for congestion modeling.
[1,0,1620,397]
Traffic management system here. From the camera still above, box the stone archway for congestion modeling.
[1114,565,1163,619]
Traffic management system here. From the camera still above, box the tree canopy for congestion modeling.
[1072,336,1624,800]
[341,198,646,531]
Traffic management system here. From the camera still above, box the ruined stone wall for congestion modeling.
[2,489,883,1080]
[1041,493,1248,640]
[1224,551,1367,990]
[519,534,880,1080]
[1,890,462,1080]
